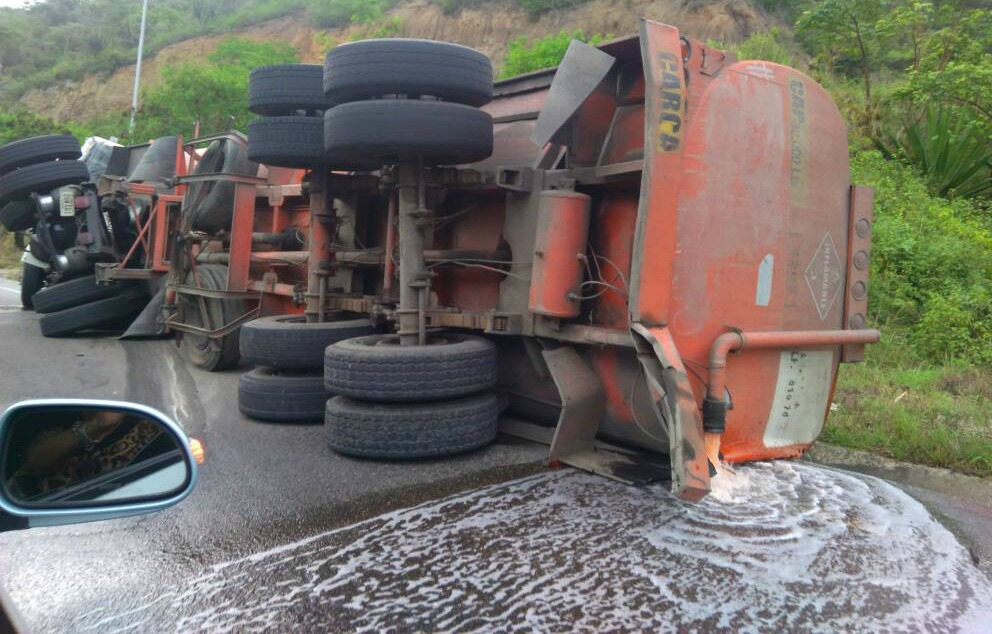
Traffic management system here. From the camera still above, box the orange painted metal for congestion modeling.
[842,186,874,361]
[627,21,686,327]
[529,190,592,318]
[706,329,882,403]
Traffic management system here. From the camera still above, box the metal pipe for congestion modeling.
[383,190,398,294]
[397,161,427,346]
[418,285,427,345]
[703,328,881,433]
[196,248,510,266]
[306,170,334,323]
[317,269,327,323]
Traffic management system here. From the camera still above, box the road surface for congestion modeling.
[0,281,989,631]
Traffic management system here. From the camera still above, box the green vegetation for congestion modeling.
[500,30,607,78]
[826,341,992,477]
[731,27,795,66]
[877,105,992,200]
[135,38,298,139]
[0,0,600,103]
[0,113,73,146]
[0,1,306,101]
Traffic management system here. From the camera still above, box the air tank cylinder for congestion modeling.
[528,189,592,318]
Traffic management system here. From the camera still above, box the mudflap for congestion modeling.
[542,345,671,486]
[120,284,169,339]
[631,324,711,502]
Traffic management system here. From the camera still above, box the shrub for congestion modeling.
[876,105,992,200]
[732,28,795,67]
[499,30,606,79]
[852,150,992,364]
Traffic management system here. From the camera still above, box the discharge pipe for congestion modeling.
[703,329,882,435]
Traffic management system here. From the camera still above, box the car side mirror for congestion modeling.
[0,399,199,531]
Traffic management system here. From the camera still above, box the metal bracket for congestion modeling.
[543,346,669,486]
[630,324,711,501]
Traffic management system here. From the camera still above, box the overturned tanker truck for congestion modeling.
[14,19,882,501]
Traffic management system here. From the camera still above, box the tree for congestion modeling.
[796,0,887,107]
[134,38,298,140]
[903,7,992,127]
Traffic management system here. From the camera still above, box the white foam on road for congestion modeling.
[79,463,991,633]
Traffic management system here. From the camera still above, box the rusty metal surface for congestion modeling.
[528,191,591,317]
[544,346,605,464]
[631,324,711,500]
[531,40,616,148]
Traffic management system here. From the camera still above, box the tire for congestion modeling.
[39,287,148,337]
[324,333,497,402]
[33,274,133,314]
[238,367,329,422]
[177,264,244,371]
[247,117,357,170]
[240,313,373,370]
[0,160,89,205]
[20,262,46,309]
[186,139,257,233]
[323,39,493,107]
[324,100,493,167]
[0,135,81,176]
[0,199,35,232]
[325,391,498,459]
[249,65,333,116]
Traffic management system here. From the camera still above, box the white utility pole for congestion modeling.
[128,0,150,138]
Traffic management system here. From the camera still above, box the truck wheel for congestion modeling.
[247,117,357,170]
[324,100,493,167]
[178,264,244,371]
[238,367,328,422]
[0,160,89,206]
[323,39,493,107]
[249,65,333,116]
[20,262,45,309]
[33,274,134,314]
[0,199,35,232]
[39,287,148,337]
[240,313,373,370]
[186,139,257,233]
[0,135,81,176]
[325,391,498,459]
[324,333,497,402]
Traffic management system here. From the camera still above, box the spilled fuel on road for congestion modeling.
[69,463,992,633]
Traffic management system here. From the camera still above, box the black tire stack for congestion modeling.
[0,135,87,310]
[323,333,500,458]
[243,39,499,455]
[238,313,373,422]
[33,274,149,337]
[246,64,336,170]
[317,39,498,458]
[246,39,495,171]
[322,39,494,168]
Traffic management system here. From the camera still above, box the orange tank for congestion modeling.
[528,190,591,318]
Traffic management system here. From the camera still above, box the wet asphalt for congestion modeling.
[0,280,990,631]
[0,290,546,631]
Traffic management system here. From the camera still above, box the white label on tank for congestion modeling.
[763,350,833,448]
[756,254,774,306]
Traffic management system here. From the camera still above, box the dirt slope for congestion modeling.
[17,0,770,123]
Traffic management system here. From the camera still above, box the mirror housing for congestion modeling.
[0,399,199,531]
